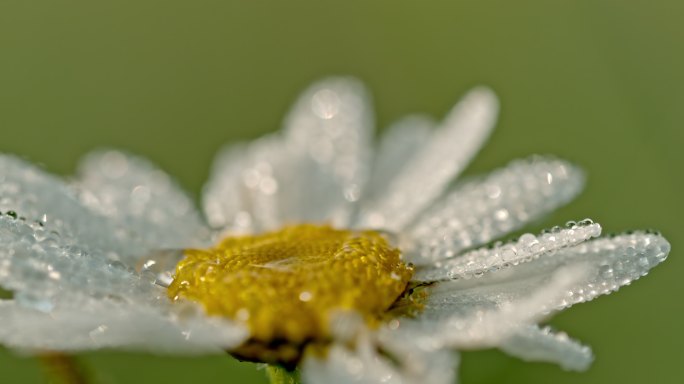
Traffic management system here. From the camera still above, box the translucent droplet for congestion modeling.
[494,209,509,221]
[501,246,517,261]
[32,228,47,242]
[136,249,185,287]
[598,265,614,278]
[518,233,537,245]
[299,291,313,302]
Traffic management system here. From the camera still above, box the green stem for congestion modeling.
[266,365,299,384]
[39,353,91,384]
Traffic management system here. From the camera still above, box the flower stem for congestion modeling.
[266,365,299,384]
[39,353,91,384]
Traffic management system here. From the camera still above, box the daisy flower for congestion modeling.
[0,78,670,384]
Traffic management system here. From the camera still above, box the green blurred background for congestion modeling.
[1,0,682,383]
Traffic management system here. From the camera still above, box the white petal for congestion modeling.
[303,342,403,384]
[75,150,210,257]
[0,297,247,354]
[203,137,289,233]
[357,87,499,231]
[500,325,593,371]
[0,213,164,305]
[202,144,251,231]
[379,338,459,384]
[381,263,591,350]
[278,77,374,226]
[0,155,126,257]
[302,337,457,384]
[541,231,670,310]
[0,214,248,353]
[359,116,433,219]
[404,156,585,264]
[414,221,603,281]
[0,155,79,219]
[414,230,669,320]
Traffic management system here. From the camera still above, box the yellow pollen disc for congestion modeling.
[167,224,413,363]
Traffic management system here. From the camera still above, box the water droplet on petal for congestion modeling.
[136,249,185,287]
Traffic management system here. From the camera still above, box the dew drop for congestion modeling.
[299,291,313,302]
[136,249,185,288]
[598,265,614,278]
[501,246,517,261]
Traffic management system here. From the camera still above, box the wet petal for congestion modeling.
[0,297,247,353]
[359,116,433,218]
[0,213,248,353]
[202,144,250,231]
[404,157,584,264]
[500,325,593,371]
[0,214,160,304]
[0,155,130,257]
[414,221,602,281]
[76,150,210,257]
[278,77,374,226]
[381,264,590,350]
[203,137,289,233]
[414,230,669,320]
[357,87,499,231]
[302,337,457,384]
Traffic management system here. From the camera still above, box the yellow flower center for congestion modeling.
[167,224,413,365]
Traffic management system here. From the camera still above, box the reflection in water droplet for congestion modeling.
[89,325,109,339]
[598,265,614,278]
[136,249,185,288]
[299,291,313,302]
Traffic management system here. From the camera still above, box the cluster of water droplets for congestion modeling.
[415,228,669,330]
[549,229,669,310]
[0,208,246,352]
[0,153,258,352]
[0,209,161,312]
[414,219,602,282]
[0,155,189,332]
[404,156,584,265]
